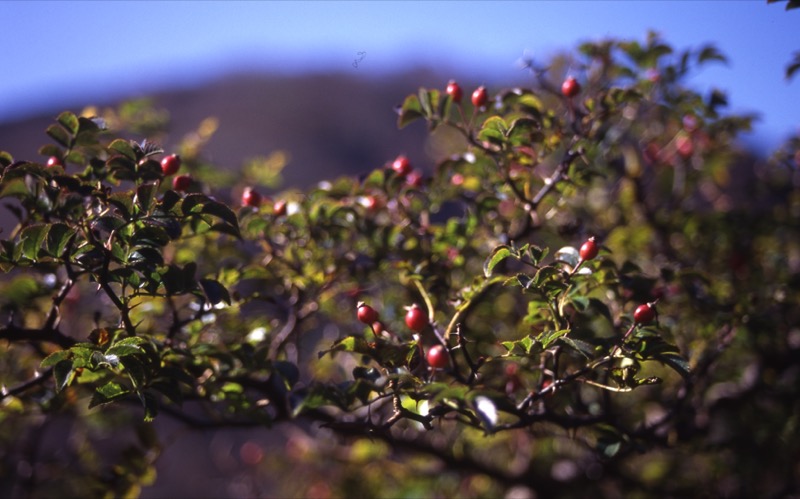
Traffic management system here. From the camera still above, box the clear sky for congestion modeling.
[1,1,797,152]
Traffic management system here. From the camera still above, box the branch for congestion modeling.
[0,324,75,349]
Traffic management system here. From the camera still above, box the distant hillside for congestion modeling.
[0,68,471,189]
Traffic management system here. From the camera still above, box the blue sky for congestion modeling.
[1,1,797,151]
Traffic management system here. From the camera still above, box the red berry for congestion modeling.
[426,344,448,369]
[392,155,412,178]
[46,156,63,168]
[676,133,694,159]
[446,80,463,103]
[172,174,192,192]
[579,237,599,261]
[273,199,287,216]
[161,154,181,176]
[362,195,381,211]
[561,77,581,98]
[356,303,379,325]
[471,86,488,108]
[406,170,423,188]
[241,187,262,207]
[405,304,428,332]
[633,303,656,325]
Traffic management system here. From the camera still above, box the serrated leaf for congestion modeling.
[320,336,372,358]
[45,223,75,257]
[501,341,516,353]
[199,278,231,305]
[41,350,71,368]
[113,336,149,347]
[506,118,539,146]
[89,382,129,408]
[121,356,147,388]
[484,245,513,277]
[106,344,144,357]
[477,116,508,145]
[53,359,75,392]
[538,329,570,349]
[559,337,596,359]
[20,224,49,260]
[107,155,136,178]
[520,335,535,354]
[57,111,79,135]
[397,94,424,129]
[512,273,532,289]
[697,45,727,65]
[46,124,71,148]
[135,182,158,213]
[0,151,13,167]
[786,52,800,81]
[131,225,171,247]
[655,352,691,379]
[108,139,137,160]
[202,201,240,231]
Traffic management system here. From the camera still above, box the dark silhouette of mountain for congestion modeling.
[0,68,467,189]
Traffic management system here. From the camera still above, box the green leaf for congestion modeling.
[20,224,49,260]
[484,245,513,277]
[506,118,539,146]
[181,193,210,215]
[201,200,240,233]
[514,273,533,290]
[57,111,80,135]
[160,264,189,294]
[519,335,535,354]
[533,266,561,287]
[0,151,13,168]
[138,391,159,421]
[53,359,76,392]
[199,278,231,305]
[477,116,508,145]
[108,139,137,161]
[89,382,130,408]
[397,94,424,129]
[135,182,158,213]
[419,88,437,117]
[121,356,148,388]
[106,344,145,357]
[655,352,691,380]
[559,337,596,359]
[46,124,71,148]
[538,329,570,349]
[697,45,727,65]
[108,193,134,220]
[131,225,171,247]
[786,51,800,81]
[41,350,71,368]
[320,336,372,358]
[107,155,136,180]
[45,223,75,257]
[113,336,149,347]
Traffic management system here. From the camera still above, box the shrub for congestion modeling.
[1,33,798,497]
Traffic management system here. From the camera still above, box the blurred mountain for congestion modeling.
[0,68,463,189]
